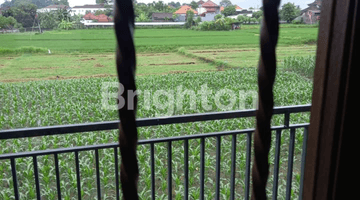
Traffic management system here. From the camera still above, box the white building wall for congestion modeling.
[196,7,207,15]
[201,13,217,21]
[71,8,107,16]
[37,8,59,13]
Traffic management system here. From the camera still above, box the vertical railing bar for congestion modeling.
[215,135,221,200]
[230,134,236,200]
[168,141,172,200]
[284,111,290,127]
[299,127,309,200]
[285,128,296,200]
[114,147,120,200]
[184,139,189,200]
[10,158,19,200]
[272,130,282,200]
[75,151,82,200]
[200,138,205,200]
[95,149,101,200]
[245,132,252,200]
[54,153,62,200]
[150,143,156,200]
[33,156,41,200]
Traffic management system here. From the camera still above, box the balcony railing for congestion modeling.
[0,104,310,200]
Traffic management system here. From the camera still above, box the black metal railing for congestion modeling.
[0,104,311,200]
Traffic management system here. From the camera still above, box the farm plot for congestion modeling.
[0,53,216,82]
[190,45,317,68]
[0,45,317,82]
[0,28,318,54]
[0,68,313,199]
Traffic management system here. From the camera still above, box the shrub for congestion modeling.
[0,46,48,55]
[292,20,302,24]
[198,18,232,31]
[214,14,223,20]
[185,10,195,28]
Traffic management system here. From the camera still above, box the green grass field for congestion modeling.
[0,28,318,54]
[0,45,316,81]
[0,27,318,199]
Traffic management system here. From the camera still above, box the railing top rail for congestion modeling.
[0,123,309,160]
[0,104,311,140]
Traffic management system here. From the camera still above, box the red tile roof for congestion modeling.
[83,13,112,22]
[220,6,224,11]
[201,0,219,8]
[83,13,98,20]
[174,5,198,14]
[206,8,216,12]
[235,5,242,10]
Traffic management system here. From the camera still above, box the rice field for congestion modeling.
[0,28,318,54]
[0,26,318,199]
[0,67,313,199]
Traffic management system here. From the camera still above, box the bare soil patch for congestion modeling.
[21,66,80,70]
[22,67,60,70]
[137,53,171,57]
[79,57,96,61]
[193,49,256,54]
[94,63,105,67]
[1,74,117,83]
[146,62,196,66]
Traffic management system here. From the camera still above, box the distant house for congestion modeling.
[196,0,221,21]
[301,0,321,24]
[303,10,321,24]
[301,0,321,15]
[71,4,108,16]
[152,13,174,22]
[235,5,243,12]
[37,5,70,13]
[197,0,205,5]
[198,0,221,16]
[174,5,198,21]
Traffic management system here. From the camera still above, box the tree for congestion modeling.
[0,15,17,29]
[221,5,236,17]
[214,14,222,20]
[280,2,300,22]
[172,13,178,21]
[184,10,194,28]
[249,7,254,10]
[56,7,71,21]
[219,0,232,7]
[195,16,201,25]
[237,15,246,23]
[252,10,263,19]
[96,0,108,3]
[58,19,73,30]
[94,10,106,16]
[189,1,198,10]
[2,3,37,28]
[135,12,150,22]
[38,11,58,29]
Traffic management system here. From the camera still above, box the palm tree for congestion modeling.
[58,20,74,30]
